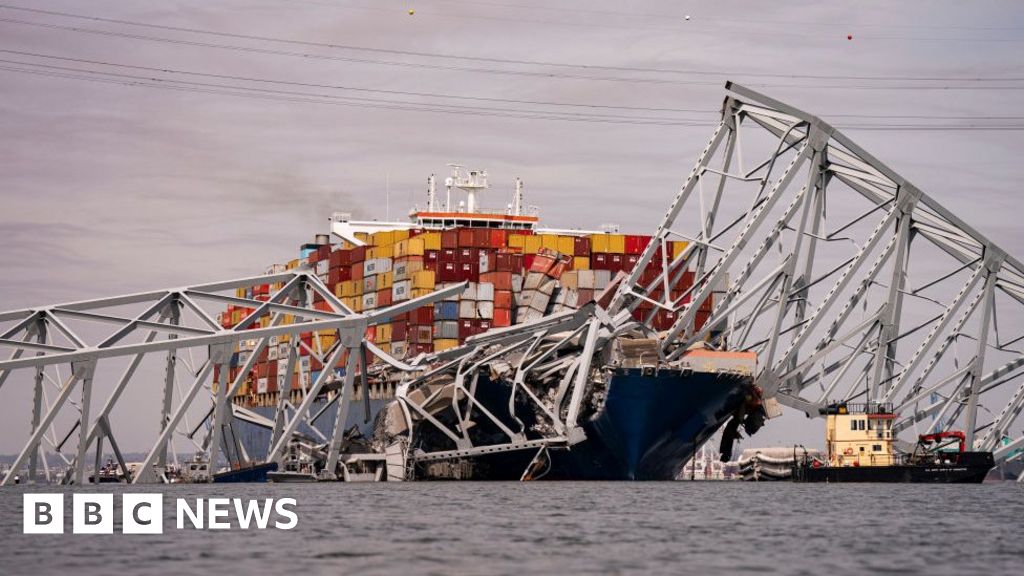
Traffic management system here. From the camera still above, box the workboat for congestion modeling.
[792,403,994,483]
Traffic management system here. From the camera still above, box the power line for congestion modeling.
[0,49,716,115]
[1,4,1024,83]
[7,49,1024,124]
[4,59,1024,131]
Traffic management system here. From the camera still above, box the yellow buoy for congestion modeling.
[408,9,414,15]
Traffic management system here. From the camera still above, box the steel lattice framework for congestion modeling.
[0,269,464,485]
[607,83,1024,467]
[1,82,1021,485]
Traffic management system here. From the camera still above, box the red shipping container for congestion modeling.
[496,252,515,272]
[438,261,461,282]
[609,254,624,273]
[407,306,434,325]
[364,325,376,342]
[494,290,514,309]
[625,235,651,255]
[489,229,507,248]
[441,229,459,249]
[524,254,536,271]
[475,319,492,333]
[457,247,479,264]
[530,253,556,274]
[317,244,331,262]
[425,250,439,263]
[391,320,408,342]
[457,228,474,247]
[592,253,609,270]
[351,246,367,263]
[493,308,512,327]
[410,342,434,355]
[625,254,640,270]
[351,262,364,281]
[377,288,393,307]
[439,248,457,263]
[472,228,490,248]
[573,236,591,256]
[481,271,513,291]
[458,319,475,341]
[328,266,352,286]
[410,325,433,344]
[459,262,479,282]
[329,249,352,268]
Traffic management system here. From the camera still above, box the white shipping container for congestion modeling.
[277,359,289,373]
[594,270,612,288]
[392,279,411,302]
[268,347,279,361]
[315,260,329,276]
[269,335,279,346]
[391,340,408,359]
[276,374,287,391]
[476,301,494,319]
[462,282,478,301]
[511,274,524,292]
[238,351,251,366]
[477,282,494,302]
[299,356,311,371]
[278,343,289,358]
[577,270,596,290]
[363,275,378,293]
[459,300,477,318]
[479,252,491,273]
[257,377,269,394]
[362,292,378,310]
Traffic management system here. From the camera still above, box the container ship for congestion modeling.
[220,166,757,480]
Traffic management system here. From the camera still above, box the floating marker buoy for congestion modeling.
[685,15,691,21]
[408,9,415,15]
[847,34,853,40]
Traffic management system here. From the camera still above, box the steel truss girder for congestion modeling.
[603,82,1024,460]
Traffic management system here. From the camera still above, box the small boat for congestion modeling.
[213,462,277,483]
[792,403,994,483]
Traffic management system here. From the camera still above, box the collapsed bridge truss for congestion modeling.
[0,82,1021,484]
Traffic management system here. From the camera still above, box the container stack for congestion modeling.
[221,229,707,407]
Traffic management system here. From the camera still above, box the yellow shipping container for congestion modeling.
[573,257,590,270]
[541,234,560,251]
[319,333,337,350]
[508,234,526,249]
[410,288,433,299]
[591,234,609,253]
[557,236,575,255]
[607,234,626,254]
[236,287,246,298]
[524,235,543,254]
[393,229,410,242]
[378,323,392,343]
[421,231,441,251]
[279,333,290,343]
[434,338,459,352]
[286,258,301,270]
[393,237,425,258]
[673,241,689,260]
[377,342,392,355]
[412,270,436,289]
[379,270,394,290]
[371,230,394,247]
[334,282,345,298]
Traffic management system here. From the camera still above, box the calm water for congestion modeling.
[1,482,1021,575]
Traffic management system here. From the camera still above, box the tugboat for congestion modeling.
[792,403,994,483]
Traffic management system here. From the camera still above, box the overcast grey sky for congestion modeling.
[1,0,1023,452]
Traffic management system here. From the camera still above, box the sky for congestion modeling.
[1,0,1023,454]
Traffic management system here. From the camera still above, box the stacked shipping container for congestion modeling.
[222,229,715,407]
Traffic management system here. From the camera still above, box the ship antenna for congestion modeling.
[513,177,524,216]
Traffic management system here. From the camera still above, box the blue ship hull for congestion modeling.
[547,368,753,480]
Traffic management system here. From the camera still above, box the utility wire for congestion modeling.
[4,60,1024,131]
[6,50,1024,123]
[1,5,1024,83]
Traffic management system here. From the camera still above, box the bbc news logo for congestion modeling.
[23,494,298,534]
